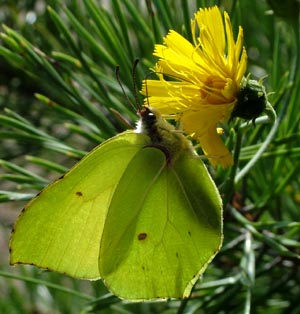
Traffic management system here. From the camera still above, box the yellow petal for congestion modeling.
[236,48,248,84]
[194,7,225,56]
[198,126,234,168]
[180,103,234,138]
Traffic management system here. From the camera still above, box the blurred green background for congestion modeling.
[0,0,300,313]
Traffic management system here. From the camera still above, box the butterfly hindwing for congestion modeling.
[99,146,222,300]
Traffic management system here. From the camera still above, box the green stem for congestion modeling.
[0,270,93,300]
[221,127,243,207]
[235,103,278,183]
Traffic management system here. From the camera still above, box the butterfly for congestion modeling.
[10,105,223,300]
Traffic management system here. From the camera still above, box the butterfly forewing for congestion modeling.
[10,132,150,279]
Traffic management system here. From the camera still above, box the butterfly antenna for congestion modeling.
[132,59,142,110]
[115,65,136,112]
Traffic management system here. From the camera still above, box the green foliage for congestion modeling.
[0,0,299,313]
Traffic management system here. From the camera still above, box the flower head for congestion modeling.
[142,6,248,167]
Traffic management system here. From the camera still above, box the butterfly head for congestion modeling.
[136,106,195,164]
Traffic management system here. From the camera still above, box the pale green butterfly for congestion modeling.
[10,105,223,300]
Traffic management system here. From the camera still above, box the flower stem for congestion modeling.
[235,103,278,183]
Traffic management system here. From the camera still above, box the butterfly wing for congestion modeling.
[10,132,150,279]
[99,147,222,300]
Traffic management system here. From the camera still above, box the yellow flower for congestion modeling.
[142,6,248,167]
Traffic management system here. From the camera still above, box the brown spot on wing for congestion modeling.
[138,233,147,240]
